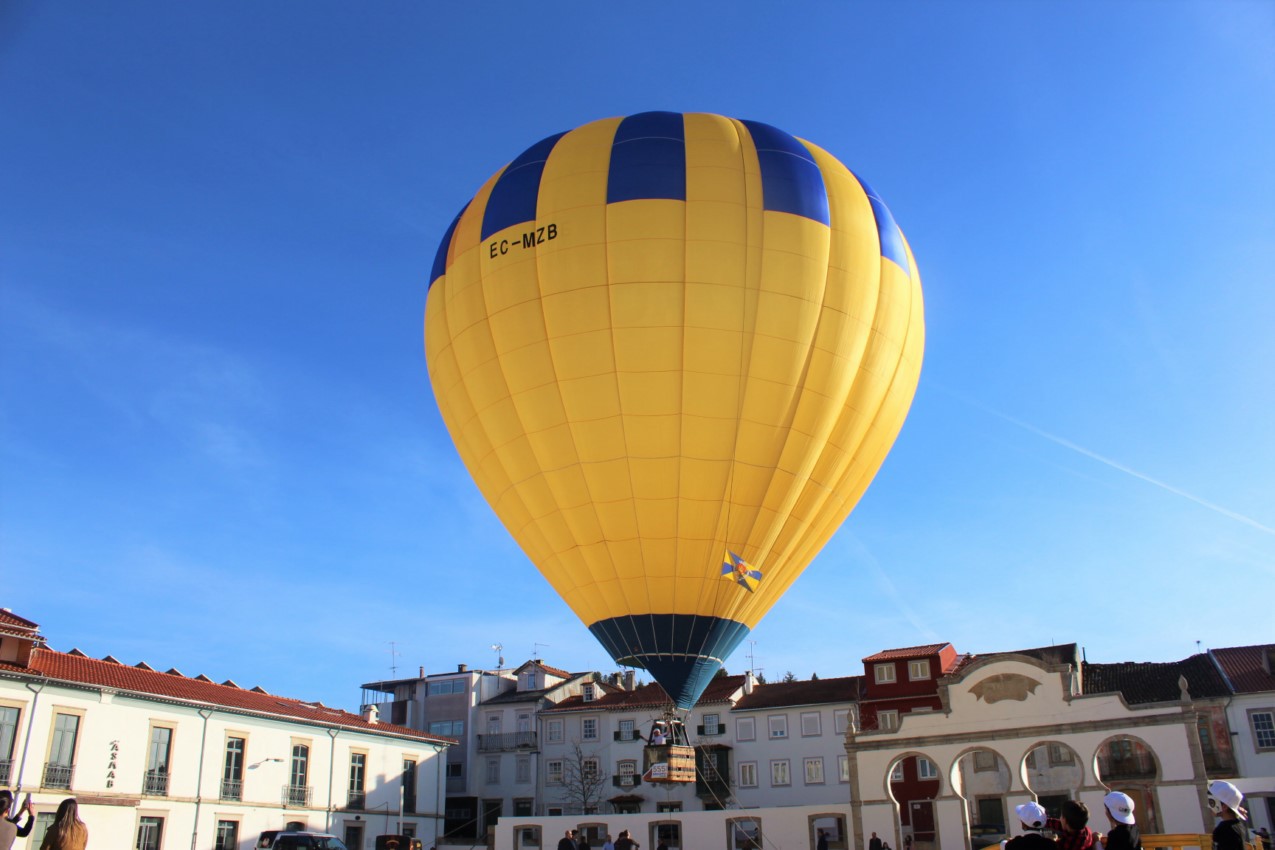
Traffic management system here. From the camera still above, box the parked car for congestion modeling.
[970,825,1006,849]
[258,832,349,850]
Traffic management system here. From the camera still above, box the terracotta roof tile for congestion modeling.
[1211,645,1275,693]
[733,676,862,710]
[0,609,39,630]
[0,649,452,745]
[863,644,951,663]
[1084,654,1230,704]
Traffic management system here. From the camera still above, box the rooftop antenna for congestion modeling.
[533,642,550,661]
[388,641,400,678]
[747,640,759,677]
[1196,640,1202,654]
[490,643,505,668]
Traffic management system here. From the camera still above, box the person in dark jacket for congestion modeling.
[558,831,578,850]
[1005,802,1054,850]
[1101,791,1142,850]
[1208,780,1249,850]
[0,791,35,850]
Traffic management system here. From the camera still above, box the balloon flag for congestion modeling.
[426,112,923,708]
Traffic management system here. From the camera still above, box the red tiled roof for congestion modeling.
[863,644,951,663]
[734,676,862,710]
[0,648,452,745]
[544,675,747,713]
[1084,654,1231,704]
[534,661,572,679]
[0,609,40,630]
[1212,645,1275,694]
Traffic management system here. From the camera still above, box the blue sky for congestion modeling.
[2,1,1272,710]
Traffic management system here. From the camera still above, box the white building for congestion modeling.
[0,610,450,850]
[1212,644,1275,832]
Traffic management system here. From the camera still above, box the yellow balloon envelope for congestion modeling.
[426,112,923,707]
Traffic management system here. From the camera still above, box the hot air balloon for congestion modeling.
[426,111,923,711]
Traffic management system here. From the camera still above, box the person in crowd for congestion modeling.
[650,722,667,745]
[1208,780,1248,850]
[579,831,591,850]
[1047,800,1098,850]
[615,830,639,850]
[1005,802,1054,850]
[869,832,883,850]
[604,834,616,850]
[1256,828,1270,850]
[817,829,828,850]
[39,798,87,850]
[558,830,577,850]
[1,791,35,850]
[1100,792,1141,850]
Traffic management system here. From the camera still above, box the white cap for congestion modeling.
[1208,780,1245,817]
[1103,791,1136,825]
[1015,802,1047,829]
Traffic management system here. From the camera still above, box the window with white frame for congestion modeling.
[768,716,788,739]
[486,757,500,783]
[908,659,931,680]
[582,758,599,779]
[618,759,636,776]
[769,759,790,786]
[803,757,824,784]
[874,663,896,684]
[738,762,758,787]
[917,757,938,779]
[702,713,721,736]
[800,711,821,737]
[838,755,849,782]
[878,710,899,731]
[582,683,595,701]
[890,762,904,782]
[618,719,636,741]
[834,709,850,735]
[516,756,530,784]
[546,719,563,743]
[546,760,563,784]
[1250,710,1275,750]
[737,717,756,742]
[582,717,598,741]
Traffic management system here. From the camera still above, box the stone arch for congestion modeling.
[1020,740,1085,817]
[1091,733,1163,832]
[949,745,1014,840]
[885,750,946,848]
[808,812,849,850]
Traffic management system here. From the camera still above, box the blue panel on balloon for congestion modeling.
[741,119,829,226]
[482,131,567,240]
[607,111,686,204]
[589,614,751,709]
[853,173,909,274]
[430,204,468,288]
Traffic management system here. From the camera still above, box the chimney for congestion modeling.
[744,671,755,695]
[419,665,424,678]
[458,663,468,673]
[623,670,635,691]
[361,704,379,724]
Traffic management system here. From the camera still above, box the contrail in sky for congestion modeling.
[962,395,1275,537]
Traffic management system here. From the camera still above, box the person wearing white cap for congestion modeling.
[1102,791,1142,850]
[1005,802,1054,850]
[1208,780,1248,850]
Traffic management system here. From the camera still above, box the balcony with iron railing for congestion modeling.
[476,731,538,752]
[1097,753,1156,781]
[220,779,243,801]
[283,784,312,806]
[43,763,74,790]
[143,769,169,796]
[347,790,367,810]
[0,759,11,785]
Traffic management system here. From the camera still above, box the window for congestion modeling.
[348,752,367,808]
[874,663,896,684]
[767,716,788,739]
[908,659,931,681]
[738,761,758,787]
[215,820,240,850]
[546,719,564,743]
[803,757,824,784]
[516,756,531,783]
[800,712,821,737]
[1250,710,1275,750]
[878,710,899,732]
[702,713,721,736]
[618,719,636,741]
[289,744,310,805]
[486,757,500,783]
[403,759,418,813]
[137,815,164,850]
[1048,744,1075,765]
[737,717,756,742]
[582,684,596,701]
[0,706,19,785]
[520,671,537,690]
[838,754,850,782]
[46,712,80,788]
[582,717,598,741]
[890,762,904,782]
[769,759,790,786]
[429,719,465,737]
[582,757,600,779]
[618,759,637,775]
[973,750,996,772]
[833,709,850,736]
[917,757,938,779]
[222,737,245,800]
[445,762,463,778]
[657,801,682,813]
[144,726,173,796]
[31,812,55,847]
[428,678,466,696]
[546,760,563,784]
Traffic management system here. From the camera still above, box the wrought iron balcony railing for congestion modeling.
[220,779,243,801]
[143,770,169,796]
[0,759,11,785]
[476,731,538,752]
[347,791,367,810]
[43,763,74,789]
[283,784,312,806]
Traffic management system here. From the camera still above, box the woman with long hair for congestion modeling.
[39,798,87,850]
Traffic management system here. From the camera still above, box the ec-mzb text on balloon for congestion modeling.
[488,223,559,258]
